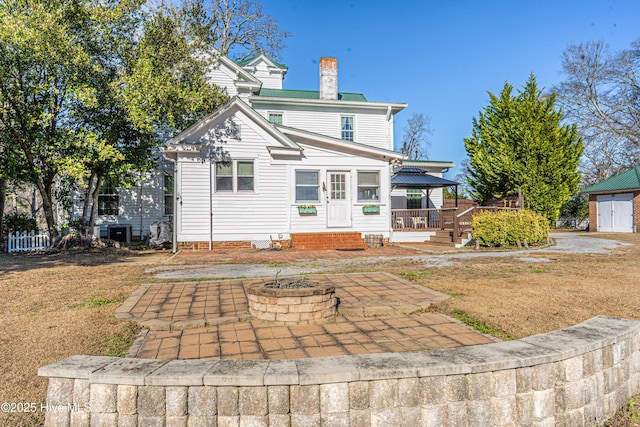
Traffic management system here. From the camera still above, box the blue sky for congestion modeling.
[260,0,640,178]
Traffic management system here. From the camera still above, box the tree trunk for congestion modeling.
[36,176,59,244]
[89,173,103,231]
[81,172,95,236]
[0,178,5,245]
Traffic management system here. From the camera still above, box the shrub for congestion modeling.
[472,209,550,247]
[2,212,38,234]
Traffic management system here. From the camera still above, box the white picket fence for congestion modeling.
[6,230,50,253]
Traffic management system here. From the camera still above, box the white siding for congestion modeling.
[177,160,210,240]
[205,66,238,97]
[176,113,289,242]
[174,110,394,243]
[71,169,171,239]
[252,104,392,150]
[287,143,391,235]
[248,61,283,89]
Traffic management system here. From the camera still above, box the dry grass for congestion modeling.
[0,249,169,427]
[0,234,639,426]
[390,233,640,339]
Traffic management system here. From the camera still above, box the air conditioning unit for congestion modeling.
[107,224,132,242]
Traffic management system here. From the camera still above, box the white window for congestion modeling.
[215,160,254,192]
[237,161,254,191]
[295,170,319,202]
[406,189,422,210]
[357,171,380,201]
[163,174,174,216]
[268,112,283,125]
[341,116,354,141]
[98,179,119,216]
[215,162,233,192]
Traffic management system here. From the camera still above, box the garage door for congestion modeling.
[597,193,634,232]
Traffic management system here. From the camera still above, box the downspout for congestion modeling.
[172,160,178,253]
[139,170,143,240]
[209,144,213,251]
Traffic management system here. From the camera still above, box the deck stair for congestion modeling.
[426,229,473,247]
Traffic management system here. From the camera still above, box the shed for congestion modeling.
[581,166,640,232]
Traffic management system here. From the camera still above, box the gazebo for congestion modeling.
[390,168,460,233]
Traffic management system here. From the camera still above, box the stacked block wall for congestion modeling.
[39,316,640,426]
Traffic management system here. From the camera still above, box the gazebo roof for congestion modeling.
[391,168,459,189]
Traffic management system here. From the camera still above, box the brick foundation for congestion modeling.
[290,232,367,251]
[176,233,376,251]
[177,240,291,251]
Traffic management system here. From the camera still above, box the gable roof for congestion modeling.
[581,166,640,194]
[235,55,288,70]
[162,97,301,159]
[258,88,367,102]
[162,97,404,163]
[275,124,405,161]
[214,52,262,88]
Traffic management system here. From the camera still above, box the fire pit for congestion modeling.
[245,277,338,324]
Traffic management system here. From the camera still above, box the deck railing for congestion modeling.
[391,208,458,231]
[393,206,521,238]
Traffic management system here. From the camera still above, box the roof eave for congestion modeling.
[276,125,404,161]
[250,96,407,112]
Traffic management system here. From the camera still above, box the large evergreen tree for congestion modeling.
[464,74,583,223]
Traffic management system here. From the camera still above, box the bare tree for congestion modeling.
[554,39,640,183]
[399,113,432,160]
[179,0,291,60]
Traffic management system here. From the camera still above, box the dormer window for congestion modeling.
[268,112,283,125]
[341,116,354,141]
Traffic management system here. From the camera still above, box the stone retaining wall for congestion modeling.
[39,316,640,426]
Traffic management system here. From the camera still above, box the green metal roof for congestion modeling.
[257,88,368,102]
[235,57,288,70]
[582,166,640,193]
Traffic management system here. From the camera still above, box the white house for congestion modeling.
[80,53,456,249]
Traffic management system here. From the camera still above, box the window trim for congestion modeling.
[236,160,254,192]
[295,169,320,203]
[268,111,284,126]
[215,161,233,192]
[163,173,174,216]
[214,159,255,193]
[98,178,119,216]
[357,170,380,202]
[340,115,355,141]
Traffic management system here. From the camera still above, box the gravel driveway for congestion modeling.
[149,233,630,281]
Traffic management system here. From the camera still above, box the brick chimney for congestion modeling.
[319,57,338,100]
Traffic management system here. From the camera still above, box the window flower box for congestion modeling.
[362,205,380,214]
[298,205,317,215]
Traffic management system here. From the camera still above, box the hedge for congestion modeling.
[471,209,550,247]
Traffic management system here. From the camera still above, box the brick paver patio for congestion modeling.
[119,272,495,360]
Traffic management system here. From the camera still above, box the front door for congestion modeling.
[327,171,351,227]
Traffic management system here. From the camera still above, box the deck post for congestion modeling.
[453,211,459,243]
